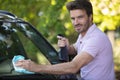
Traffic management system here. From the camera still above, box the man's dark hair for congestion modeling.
[66,0,93,17]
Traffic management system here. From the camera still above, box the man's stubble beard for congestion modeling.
[77,20,91,35]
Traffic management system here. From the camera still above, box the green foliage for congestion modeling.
[0,0,120,43]
[91,0,120,31]
[37,0,68,43]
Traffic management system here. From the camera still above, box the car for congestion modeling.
[0,10,77,80]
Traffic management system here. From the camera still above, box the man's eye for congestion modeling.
[78,16,84,19]
[71,18,75,20]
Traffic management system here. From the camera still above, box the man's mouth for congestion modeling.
[74,25,82,30]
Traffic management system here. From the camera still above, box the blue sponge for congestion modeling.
[12,55,34,74]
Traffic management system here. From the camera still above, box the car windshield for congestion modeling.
[0,11,60,63]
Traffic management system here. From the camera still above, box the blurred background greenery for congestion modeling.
[0,0,120,79]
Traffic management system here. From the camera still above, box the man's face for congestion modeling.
[70,9,92,35]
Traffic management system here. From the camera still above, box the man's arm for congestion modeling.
[16,52,93,74]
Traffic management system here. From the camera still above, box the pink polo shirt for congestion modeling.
[75,24,115,80]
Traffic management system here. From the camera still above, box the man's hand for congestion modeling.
[57,35,69,48]
[15,59,38,72]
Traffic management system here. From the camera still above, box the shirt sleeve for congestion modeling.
[81,36,105,58]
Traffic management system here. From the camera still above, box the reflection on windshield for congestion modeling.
[17,23,34,39]
[0,22,15,48]
[0,34,13,48]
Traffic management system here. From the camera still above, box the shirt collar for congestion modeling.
[79,24,97,40]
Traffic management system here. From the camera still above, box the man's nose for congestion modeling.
[74,18,79,25]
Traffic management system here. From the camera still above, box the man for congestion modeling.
[16,0,115,80]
